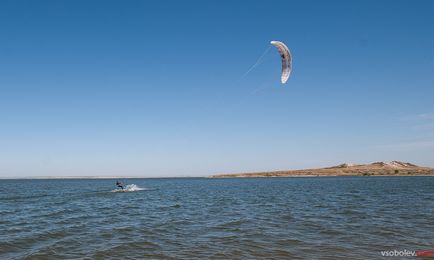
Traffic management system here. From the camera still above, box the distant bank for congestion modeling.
[210,161,434,178]
[0,176,198,180]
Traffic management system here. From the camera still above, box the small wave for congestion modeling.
[111,184,145,192]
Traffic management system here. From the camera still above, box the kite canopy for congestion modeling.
[270,41,292,84]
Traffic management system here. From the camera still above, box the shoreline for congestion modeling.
[3,162,434,179]
[209,161,434,178]
[2,174,434,180]
[0,176,204,180]
[209,174,434,178]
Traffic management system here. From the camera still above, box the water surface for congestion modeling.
[1,177,433,259]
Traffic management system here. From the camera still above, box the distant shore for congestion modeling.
[209,161,434,178]
[0,176,196,180]
[3,161,434,179]
[3,174,434,180]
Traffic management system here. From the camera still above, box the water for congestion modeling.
[1,177,433,259]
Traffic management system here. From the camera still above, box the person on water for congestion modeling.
[116,180,124,190]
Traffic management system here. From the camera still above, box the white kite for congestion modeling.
[270,41,292,84]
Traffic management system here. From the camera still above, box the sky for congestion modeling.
[0,0,434,177]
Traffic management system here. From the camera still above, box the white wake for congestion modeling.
[111,184,145,192]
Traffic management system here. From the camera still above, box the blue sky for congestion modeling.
[1,0,434,177]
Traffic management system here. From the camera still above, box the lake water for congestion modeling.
[1,177,433,259]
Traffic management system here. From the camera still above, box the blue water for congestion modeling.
[1,177,433,259]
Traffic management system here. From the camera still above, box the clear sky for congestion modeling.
[1,0,434,177]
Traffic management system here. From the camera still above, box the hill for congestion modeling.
[210,161,434,178]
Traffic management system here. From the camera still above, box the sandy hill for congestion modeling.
[210,161,434,178]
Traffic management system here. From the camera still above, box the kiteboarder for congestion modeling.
[116,180,124,190]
